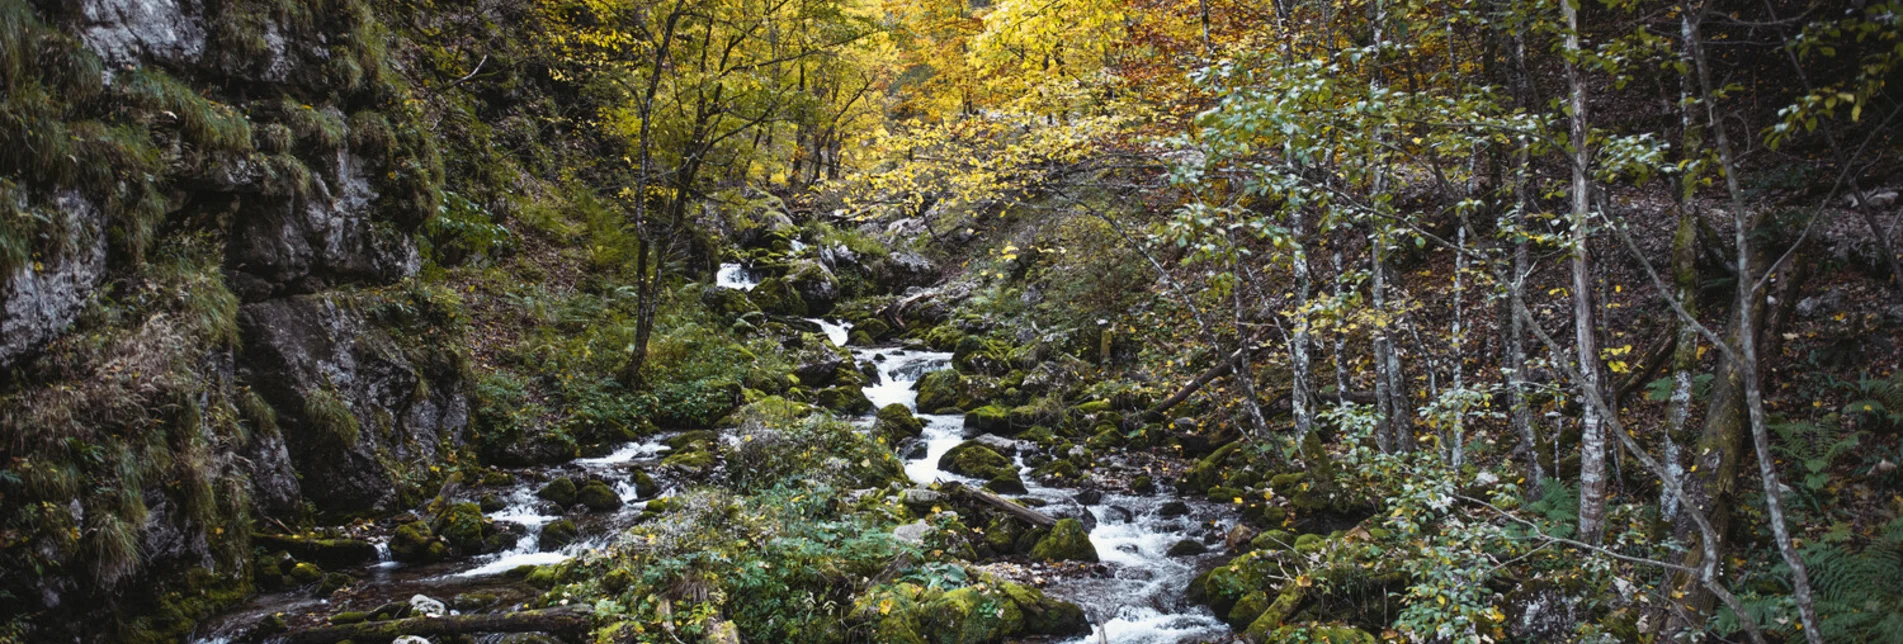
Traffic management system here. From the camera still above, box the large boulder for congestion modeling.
[871,250,936,293]
[1031,519,1098,563]
[938,442,1014,480]
[784,260,840,315]
[237,296,468,513]
[915,370,966,413]
[750,276,807,316]
[875,404,925,442]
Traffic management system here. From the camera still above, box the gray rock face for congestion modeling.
[237,296,466,512]
[0,194,107,369]
[79,0,206,67]
[872,250,936,292]
[227,152,420,301]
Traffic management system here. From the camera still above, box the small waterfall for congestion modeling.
[715,263,759,290]
[807,318,853,347]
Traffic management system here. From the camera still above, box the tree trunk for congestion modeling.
[1290,209,1315,442]
[1680,2,1823,638]
[1560,0,1607,544]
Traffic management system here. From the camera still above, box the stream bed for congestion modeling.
[193,265,1234,643]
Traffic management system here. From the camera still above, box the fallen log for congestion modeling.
[946,482,1057,528]
[276,608,589,644]
[1139,345,1269,422]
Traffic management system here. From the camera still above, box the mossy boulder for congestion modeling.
[535,477,578,507]
[661,449,716,473]
[938,441,1015,480]
[1293,533,1325,554]
[288,562,323,584]
[390,521,448,563]
[750,276,808,315]
[998,583,1090,636]
[664,430,718,450]
[1033,458,1079,482]
[540,519,578,551]
[1229,591,1272,628]
[700,284,760,317]
[1030,518,1098,562]
[1250,530,1295,553]
[875,403,925,441]
[984,475,1028,495]
[1198,552,1275,618]
[630,469,660,499]
[432,502,489,553]
[817,385,874,414]
[479,493,507,513]
[576,481,624,512]
[924,325,967,351]
[785,259,841,315]
[1184,441,1243,492]
[962,404,1010,436]
[915,370,965,412]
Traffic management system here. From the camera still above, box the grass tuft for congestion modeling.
[303,386,361,445]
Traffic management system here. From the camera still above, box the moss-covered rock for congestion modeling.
[915,370,965,412]
[1030,518,1098,562]
[630,469,660,499]
[750,276,808,315]
[287,562,323,584]
[938,441,1015,480]
[661,449,716,473]
[1250,530,1295,553]
[924,325,967,352]
[962,404,1010,436]
[432,502,489,553]
[479,493,507,513]
[984,475,1028,495]
[875,403,924,441]
[999,583,1090,636]
[1185,441,1243,492]
[576,481,623,512]
[540,519,577,551]
[817,385,874,414]
[536,477,578,507]
[661,428,712,447]
[1229,591,1271,628]
[390,521,447,563]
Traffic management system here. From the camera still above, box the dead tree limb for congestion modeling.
[276,608,590,644]
[946,483,1057,528]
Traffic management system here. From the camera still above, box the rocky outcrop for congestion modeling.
[227,151,420,301]
[871,250,936,292]
[237,296,467,513]
[78,0,207,67]
[0,194,106,368]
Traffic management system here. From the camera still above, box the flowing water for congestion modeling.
[716,262,759,290]
[193,267,1231,642]
[855,344,1234,643]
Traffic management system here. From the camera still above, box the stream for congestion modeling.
[191,264,1233,643]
